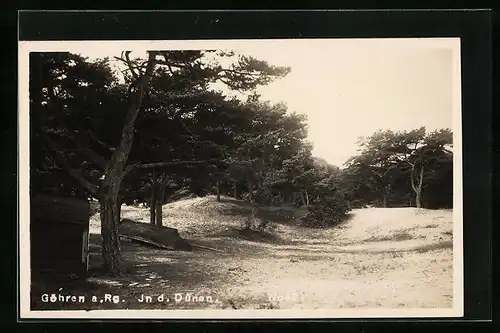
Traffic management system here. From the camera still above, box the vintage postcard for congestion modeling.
[18,38,463,319]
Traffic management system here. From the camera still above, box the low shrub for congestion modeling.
[301,192,351,227]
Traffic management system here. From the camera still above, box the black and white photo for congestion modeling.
[19,38,463,319]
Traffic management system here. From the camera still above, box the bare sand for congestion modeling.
[81,196,454,310]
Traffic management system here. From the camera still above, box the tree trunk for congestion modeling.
[99,192,124,275]
[248,181,254,202]
[155,202,163,226]
[216,180,221,202]
[248,194,257,230]
[100,52,156,275]
[150,190,156,225]
[299,190,307,207]
[37,52,157,277]
[251,204,257,221]
[382,193,388,208]
[304,189,310,206]
[233,180,238,199]
[155,186,164,226]
[150,168,157,225]
[416,165,424,208]
[416,190,422,208]
[413,165,424,208]
[117,200,122,220]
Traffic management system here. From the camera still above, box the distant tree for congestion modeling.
[390,127,453,208]
[343,127,453,209]
[344,131,403,207]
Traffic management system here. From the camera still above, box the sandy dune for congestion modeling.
[74,197,455,310]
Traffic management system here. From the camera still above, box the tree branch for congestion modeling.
[88,129,116,151]
[40,129,100,196]
[217,77,245,93]
[123,159,219,175]
[418,164,425,191]
[107,51,158,179]
[410,164,417,192]
[155,58,189,69]
[443,148,453,155]
[76,144,108,170]
[166,64,176,75]
[124,51,139,78]
[114,51,140,80]
[220,68,263,77]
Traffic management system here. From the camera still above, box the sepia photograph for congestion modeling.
[19,38,463,319]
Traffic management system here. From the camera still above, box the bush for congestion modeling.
[301,192,350,227]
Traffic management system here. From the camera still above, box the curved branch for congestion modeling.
[123,159,219,176]
[40,129,100,196]
[76,144,108,170]
[88,129,116,151]
[106,51,158,179]
[114,51,140,80]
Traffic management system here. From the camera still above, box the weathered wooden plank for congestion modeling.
[119,234,176,250]
[190,244,226,253]
[119,219,192,251]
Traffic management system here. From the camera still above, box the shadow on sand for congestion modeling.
[30,232,231,310]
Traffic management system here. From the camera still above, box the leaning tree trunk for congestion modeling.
[382,194,388,208]
[99,189,124,275]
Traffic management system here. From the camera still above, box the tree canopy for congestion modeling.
[30,50,293,275]
[343,127,453,208]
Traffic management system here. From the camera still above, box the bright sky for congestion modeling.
[242,42,456,167]
[58,38,458,167]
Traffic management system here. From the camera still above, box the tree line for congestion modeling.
[343,127,453,209]
[29,51,453,276]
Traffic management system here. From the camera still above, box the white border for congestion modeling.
[18,38,463,319]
